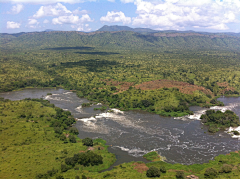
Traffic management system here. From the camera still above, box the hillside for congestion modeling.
[1,30,240,51]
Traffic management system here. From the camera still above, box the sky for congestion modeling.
[0,0,240,33]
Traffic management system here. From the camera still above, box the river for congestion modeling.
[1,88,240,166]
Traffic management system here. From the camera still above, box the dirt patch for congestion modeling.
[132,163,149,173]
[104,79,212,95]
[103,79,134,93]
[79,150,85,153]
[186,175,199,179]
[64,133,69,138]
[88,147,94,151]
[217,82,236,94]
[135,79,212,95]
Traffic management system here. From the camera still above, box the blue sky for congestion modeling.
[1,0,240,33]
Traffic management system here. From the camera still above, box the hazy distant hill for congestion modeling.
[97,25,159,34]
[1,28,240,51]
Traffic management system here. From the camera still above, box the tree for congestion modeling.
[69,135,76,143]
[204,168,217,178]
[160,166,166,173]
[146,166,160,177]
[82,137,93,146]
[176,171,185,179]
[70,127,79,135]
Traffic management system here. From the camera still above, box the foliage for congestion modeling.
[200,110,240,133]
[70,127,79,135]
[219,164,232,173]
[69,135,76,143]
[0,99,115,179]
[94,106,107,111]
[204,168,218,178]
[176,170,185,179]
[159,166,166,173]
[146,166,161,177]
[82,137,93,146]
[143,151,160,161]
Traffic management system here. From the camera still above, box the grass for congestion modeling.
[0,99,116,179]
[143,151,166,162]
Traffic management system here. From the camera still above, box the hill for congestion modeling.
[1,30,240,51]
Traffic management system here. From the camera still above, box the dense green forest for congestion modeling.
[201,110,240,133]
[1,30,240,116]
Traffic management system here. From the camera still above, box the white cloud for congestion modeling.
[33,3,71,18]
[0,0,96,4]
[43,19,49,23]
[28,19,39,25]
[120,0,135,3]
[73,23,91,31]
[100,11,131,24]
[7,4,24,14]
[52,14,79,24]
[52,14,92,25]
[108,0,115,2]
[130,0,240,30]
[7,21,21,29]
[72,8,89,15]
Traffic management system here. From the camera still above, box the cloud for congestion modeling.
[0,0,96,4]
[7,4,24,14]
[28,19,39,25]
[72,8,89,15]
[120,0,135,3]
[7,21,21,29]
[52,14,93,25]
[33,3,71,18]
[108,0,115,2]
[100,11,131,24]
[73,23,91,31]
[130,0,240,30]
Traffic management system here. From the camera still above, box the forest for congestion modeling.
[1,31,240,116]
[1,29,240,178]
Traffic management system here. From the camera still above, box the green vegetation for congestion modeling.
[146,166,161,177]
[82,137,93,146]
[0,98,115,179]
[1,97,240,178]
[94,106,107,111]
[1,31,240,117]
[1,30,240,178]
[143,151,165,162]
[200,110,240,133]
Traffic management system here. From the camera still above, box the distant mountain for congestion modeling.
[97,25,160,34]
[44,29,58,32]
[97,25,240,37]
[1,30,240,52]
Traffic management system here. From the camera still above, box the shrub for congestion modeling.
[160,166,166,173]
[208,125,218,133]
[55,175,64,179]
[82,137,93,146]
[233,131,240,135]
[219,164,232,173]
[176,171,185,179]
[82,175,87,179]
[204,168,217,178]
[146,166,161,177]
[59,134,66,141]
[54,127,63,134]
[70,127,79,135]
[69,135,76,143]
[61,164,69,172]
